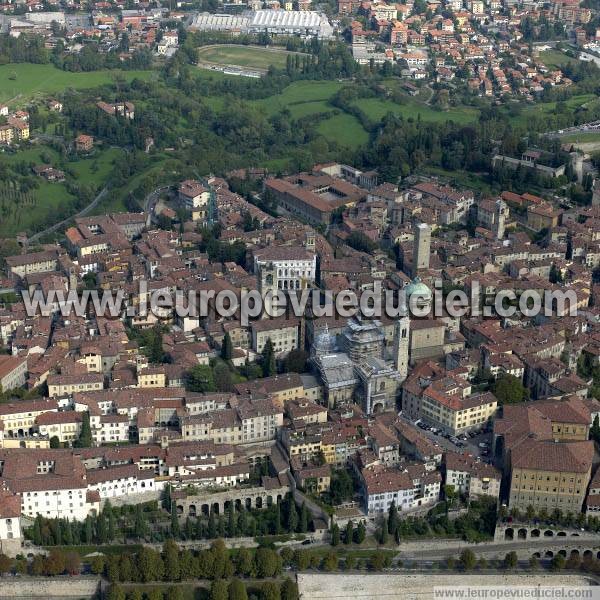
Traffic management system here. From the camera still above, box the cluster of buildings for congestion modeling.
[494,396,595,513]
[0,104,30,146]
[0,9,173,60]
[190,10,334,39]
[348,0,599,96]
[0,0,599,566]
[1,0,598,103]
[0,35,599,550]
[0,5,332,63]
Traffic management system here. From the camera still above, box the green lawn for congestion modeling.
[352,97,479,125]
[561,131,600,143]
[69,147,124,187]
[317,113,369,148]
[0,144,125,236]
[93,154,177,216]
[544,93,597,111]
[538,49,579,70]
[197,45,304,71]
[2,145,122,186]
[0,179,76,237]
[1,145,61,165]
[198,71,340,116]
[202,95,226,111]
[288,100,334,119]
[274,80,345,103]
[261,157,292,172]
[0,63,154,107]
[0,145,74,237]
[509,93,598,128]
[253,80,345,116]
[422,165,495,194]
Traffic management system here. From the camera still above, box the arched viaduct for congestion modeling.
[174,482,290,517]
[495,523,600,543]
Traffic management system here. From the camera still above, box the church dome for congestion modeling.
[405,277,432,300]
[404,277,432,312]
[313,324,337,355]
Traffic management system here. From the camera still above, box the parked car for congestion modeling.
[478,442,489,449]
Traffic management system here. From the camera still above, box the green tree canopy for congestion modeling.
[492,374,529,404]
[261,338,276,377]
[221,333,233,361]
[185,364,216,393]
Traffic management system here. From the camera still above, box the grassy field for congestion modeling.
[287,100,334,119]
[69,147,124,187]
[1,145,60,165]
[510,93,598,128]
[261,157,292,172]
[202,77,480,149]
[252,80,345,115]
[2,145,123,186]
[352,97,480,125]
[538,49,579,70]
[0,63,154,106]
[202,95,226,111]
[0,144,124,236]
[422,165,495,194]
[317,113,369,148]
[197,44,303,71]
[0,178,76,237]
[561,131,600,143]
[92,154,177,216]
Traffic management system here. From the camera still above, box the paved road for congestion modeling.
[294,489,330,524]
[546,120,600,138]
[579,51,600,68]
[27,186,110,244]
[26,182,168,245]
[143,185,171,226]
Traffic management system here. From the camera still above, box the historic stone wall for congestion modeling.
[0,576,101,599]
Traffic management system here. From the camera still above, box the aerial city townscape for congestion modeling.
[0,0,600,597]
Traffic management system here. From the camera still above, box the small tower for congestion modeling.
[413,222,431,274]
[494,198,509,240]
[394,315,410,380]
[67,267,77,292]
[258,261,277,315]
[304,230,316,252]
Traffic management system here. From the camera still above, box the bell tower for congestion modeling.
[394,315,410,380]
[258,261,277,315]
